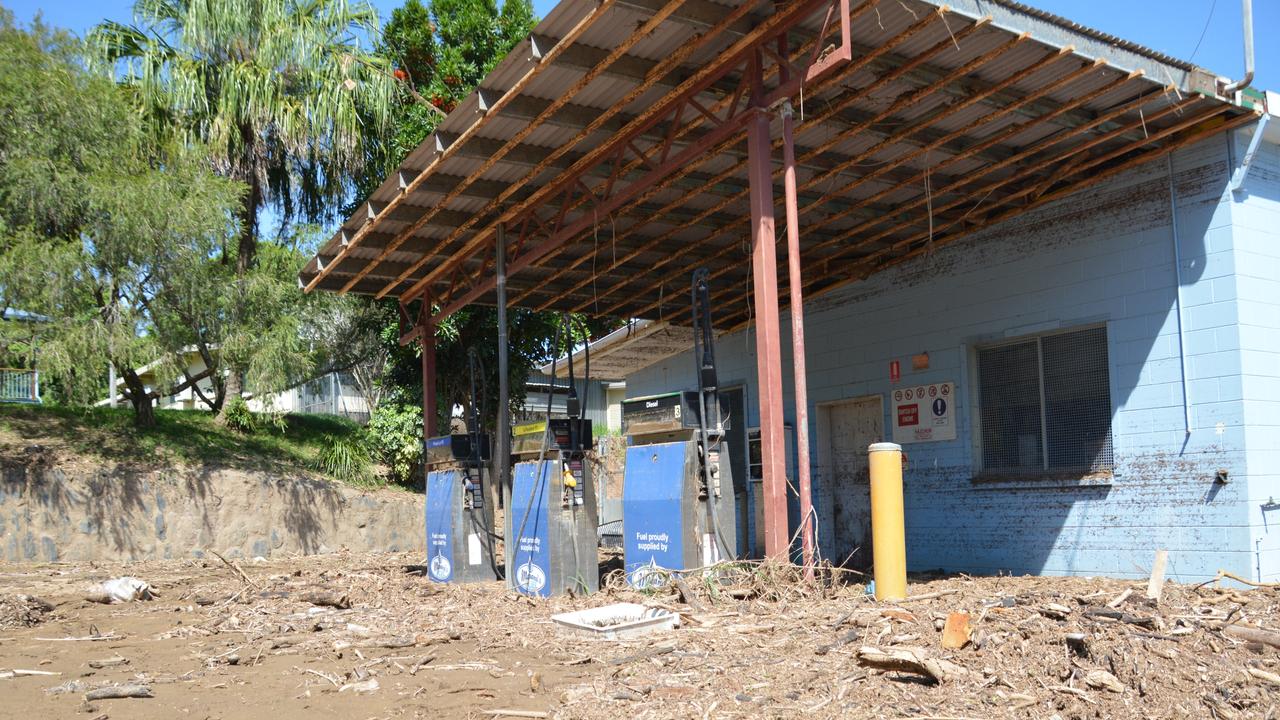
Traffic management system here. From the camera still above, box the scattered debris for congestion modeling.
[4,551,1280,718]
[85,578,156,604]
[1223,623,1280,649]
[84,684,153,700]
[0,668,61,679]
[856,646,968,683]
[338,677,379,694]
[301,590,352,610]
[940,612,970,649]
[208,549,259,589]
[1248,668,1280,687]
[552,603,679,640]
[1147,550,1169,602]
[0,594,53,629]
[1084,669,1126,693]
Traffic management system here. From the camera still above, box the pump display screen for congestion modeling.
[622,391,727,436]
[621,392,696,435]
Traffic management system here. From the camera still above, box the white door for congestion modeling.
[818,396,883,569]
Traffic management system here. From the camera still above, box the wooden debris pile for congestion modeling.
[0,593,52,629]
[5,551,1280,719]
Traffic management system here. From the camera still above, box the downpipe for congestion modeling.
[1221,0,1254,96]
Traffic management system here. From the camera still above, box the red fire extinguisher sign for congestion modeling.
[890,360,901,383]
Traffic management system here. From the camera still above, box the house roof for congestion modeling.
[301,0,1262,332]
[540,319,696,379]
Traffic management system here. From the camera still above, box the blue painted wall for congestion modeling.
[1232,123,1280,582]
[627,130,1278,583]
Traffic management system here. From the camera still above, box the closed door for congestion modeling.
[820,396,883,569]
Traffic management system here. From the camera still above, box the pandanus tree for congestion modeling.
[90,0,397,420]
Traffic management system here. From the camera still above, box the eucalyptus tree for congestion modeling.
[91,0,397,417]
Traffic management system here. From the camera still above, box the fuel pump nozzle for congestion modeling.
[692,268,731,561]
[463,349,485,510]
[559,315,590,507]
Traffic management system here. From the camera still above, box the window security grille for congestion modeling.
[977,326,1113,473]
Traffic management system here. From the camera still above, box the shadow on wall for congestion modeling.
[0,459,423,562]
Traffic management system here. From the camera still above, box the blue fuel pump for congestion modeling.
[423,350,501,584]
[507,315,599,597]
[621,269,737,586]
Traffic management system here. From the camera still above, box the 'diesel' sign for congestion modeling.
[891,382,956,444]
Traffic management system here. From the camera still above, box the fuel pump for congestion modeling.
[507,315,599,597]
[621,269,737,587]
[423,350,502,584]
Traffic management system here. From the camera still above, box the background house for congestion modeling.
[100,349,371,423]
[0,308,49,403]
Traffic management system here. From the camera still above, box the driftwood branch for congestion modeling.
[856,646,969,683]
[85,684,153,700]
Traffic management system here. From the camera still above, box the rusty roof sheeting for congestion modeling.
[302,0,1257,334]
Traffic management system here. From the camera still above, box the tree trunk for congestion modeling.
[121,368,155,428]
[222,369,243,412]
[218,160,260,424]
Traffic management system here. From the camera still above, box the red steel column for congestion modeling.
[747,52,789,561]
[781,101,815,579]
[420,305,438,439]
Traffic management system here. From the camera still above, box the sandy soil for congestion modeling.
[2,552,1279,719]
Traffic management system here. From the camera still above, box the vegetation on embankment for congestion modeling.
[0,405,399,490]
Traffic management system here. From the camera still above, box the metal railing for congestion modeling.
[0,368,40,403]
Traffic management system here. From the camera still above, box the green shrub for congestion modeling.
[221,396,257,434]
[313,433,375,485]
[365,401,423,485]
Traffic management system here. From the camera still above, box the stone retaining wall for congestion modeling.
[0,461,425,563]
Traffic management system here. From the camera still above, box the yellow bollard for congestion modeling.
[869,442,907,601]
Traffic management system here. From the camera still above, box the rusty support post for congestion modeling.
[420,300,438,439]
[496,223,512,514]
[781,100,815,580]
[746,51,789,561]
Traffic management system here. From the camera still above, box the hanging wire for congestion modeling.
[591,209,600,315]
[924,154,935,261]
[1188,0,1218,62]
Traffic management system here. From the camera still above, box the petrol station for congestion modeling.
[301,0,1271,586]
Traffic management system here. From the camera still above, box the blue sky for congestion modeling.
[5,0,1276,92]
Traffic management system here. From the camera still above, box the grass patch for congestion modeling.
[0,404,402,490]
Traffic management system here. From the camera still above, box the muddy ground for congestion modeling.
[1,551,1279,719]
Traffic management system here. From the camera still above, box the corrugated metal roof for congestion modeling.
[302,0,1261,333]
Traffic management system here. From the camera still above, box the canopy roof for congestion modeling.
[301,0,1259,332]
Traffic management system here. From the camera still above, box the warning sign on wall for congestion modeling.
[891,382,956,444]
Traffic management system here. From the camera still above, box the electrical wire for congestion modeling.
[1189,0,1218,62]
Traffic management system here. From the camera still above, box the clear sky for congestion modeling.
[4,0,1276,93]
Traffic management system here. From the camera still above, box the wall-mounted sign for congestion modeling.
[891,382,955,444]
[912,352,930,371]
[889,360,901,383]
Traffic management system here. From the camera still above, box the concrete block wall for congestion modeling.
[627,134,1260,582]
[1231,123,1280,581]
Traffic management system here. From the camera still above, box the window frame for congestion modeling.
[970,323,1116,483]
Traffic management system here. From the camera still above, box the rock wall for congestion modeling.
[0,462,425,563]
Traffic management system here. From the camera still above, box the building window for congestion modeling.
[976,326,1113,474]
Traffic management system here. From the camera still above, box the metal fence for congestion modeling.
[0,368,39,403]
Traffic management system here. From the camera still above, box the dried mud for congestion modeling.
[1,551,1278,719]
